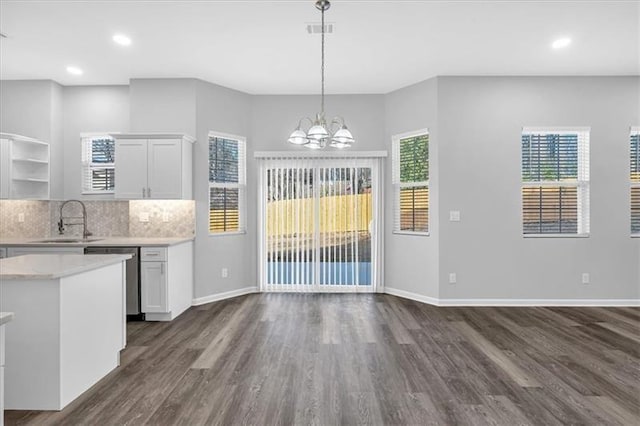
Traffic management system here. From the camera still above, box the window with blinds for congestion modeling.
[521,128,589,236]
[631,128,640,236]
[392,130,429,234]
[209,133,246,234]
[82,134,115,193]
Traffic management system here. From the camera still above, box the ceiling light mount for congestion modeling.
[288,0,354,149]
[113,34,132,46]
[552,37,572,49]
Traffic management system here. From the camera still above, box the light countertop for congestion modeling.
[0,254,132,280]
[0,312,14,326]
[0,236,193,247]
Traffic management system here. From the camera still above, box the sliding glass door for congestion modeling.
[258,157,382,292]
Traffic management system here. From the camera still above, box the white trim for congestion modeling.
[110,133,195,143]
[191,286,258,306]
[254,150,387,158]
[384,287,440,306]
[392,128,430,142]
[208,230,246,237]
[392,230,430,237]
[208,131,246,145]
[436,298,640,307]
[522,126,591,134]
[523,233,590,238]
[384,288,640,307]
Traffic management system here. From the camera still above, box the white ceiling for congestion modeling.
[1,0,638,94]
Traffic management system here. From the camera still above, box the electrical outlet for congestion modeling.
[17,213,25,223]
[162,212,170,222]
[449,273,457,284]
[139,212,149,223]
[582,273,590,284]
[449,211,461,222]
[222,268,228,278]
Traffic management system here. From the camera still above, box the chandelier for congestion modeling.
[288,0,354,149]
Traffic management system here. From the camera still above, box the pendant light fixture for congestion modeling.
[288,0,354,149]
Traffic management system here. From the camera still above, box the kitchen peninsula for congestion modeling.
[0,254,129,410]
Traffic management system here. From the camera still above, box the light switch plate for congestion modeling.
[139,212,150,223]
[449,273,457,284]
[449,211,461,222]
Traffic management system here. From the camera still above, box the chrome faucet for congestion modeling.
[58,200,92,239]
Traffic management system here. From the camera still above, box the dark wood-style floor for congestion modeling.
[5,294,640,425]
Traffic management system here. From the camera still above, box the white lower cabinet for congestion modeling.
[141,261,168,313]
[140,242,193,321]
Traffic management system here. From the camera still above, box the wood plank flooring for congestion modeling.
[5,294,639,425]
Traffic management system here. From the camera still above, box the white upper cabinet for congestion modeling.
[0,133,50,200]
[113,133,194,200]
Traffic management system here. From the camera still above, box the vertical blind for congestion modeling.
[521,128,589,235]
[392,131,429,233]
[209,134,246,233]
[256,152,385,293]
[631,128,640,235]
[81,135,115,193]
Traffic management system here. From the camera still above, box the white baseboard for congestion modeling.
[192,286,258,306]
[436,299,640,307]
[384,287,440,306]
[384,287,640,307]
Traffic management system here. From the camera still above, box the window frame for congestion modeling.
[81,132,117,195]
[631,127,640,237]
[208,131,246,236]
[521,127,590,238]
[392,129,430,236]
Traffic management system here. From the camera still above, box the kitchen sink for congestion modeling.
[33,238,104,244]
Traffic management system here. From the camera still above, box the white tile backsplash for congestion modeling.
[1,199,195,239]
[129,200,195,238]
[49,200,129,237]
[0,200,50,238]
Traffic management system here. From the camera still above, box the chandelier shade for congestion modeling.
[288,0,354,149]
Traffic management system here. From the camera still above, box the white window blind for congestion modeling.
[521,128,590,236]
[81,134,115,194]
[631,127,640,235]
[209,133,246,234]
[392,130,429,234]
[256,154,384,293]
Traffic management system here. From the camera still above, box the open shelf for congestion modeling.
[1,133,50,199]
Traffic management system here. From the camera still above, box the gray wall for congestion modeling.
[436,76,640,301]
[194,79,252,298]
[62,85,130,199]
[130,79,197,136]
[384,77,440,299]
[0,80,64,198]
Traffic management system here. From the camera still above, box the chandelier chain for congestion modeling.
[321,2,325,116]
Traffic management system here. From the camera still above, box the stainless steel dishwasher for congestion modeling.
[84,246,142,320]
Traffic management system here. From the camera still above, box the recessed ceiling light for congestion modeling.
[66,66,83,75]
[112,34,132,46]
[552,37,572,49]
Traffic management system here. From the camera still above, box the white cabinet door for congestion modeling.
[147,139,182,199]
[114,139,148,199]
[141,261,168,313]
